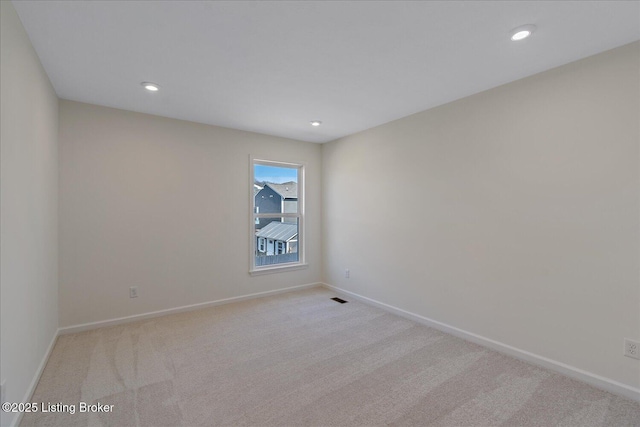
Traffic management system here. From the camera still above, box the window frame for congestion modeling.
[249,157,306,275]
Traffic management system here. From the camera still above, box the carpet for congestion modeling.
[20,287,640,426]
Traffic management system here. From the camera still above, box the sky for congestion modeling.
[254,165,297,183]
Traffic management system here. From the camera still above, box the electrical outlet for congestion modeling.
[129,286,138,298]
[624,338,640,360]
[1,380,6,403]
[345,269,350,279]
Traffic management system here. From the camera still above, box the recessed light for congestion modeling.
[510,25,536,41]
[141,82,160,92]
[310,121,322,127]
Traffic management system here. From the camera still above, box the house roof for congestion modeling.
[254,184,263,197]
[266,182,297,199]
[256,222,297,242]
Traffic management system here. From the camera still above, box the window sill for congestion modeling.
[249,263,308,276]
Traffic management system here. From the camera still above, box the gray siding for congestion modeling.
[255,185,282,229]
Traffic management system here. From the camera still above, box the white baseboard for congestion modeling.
[11,328,60,427]
[11,283,321,426]
[322,283,640,403]
[59,282,322,335]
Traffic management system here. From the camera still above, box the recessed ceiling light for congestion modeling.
[310,121,322,127]
[510,25,536,41]
[141,82,160,92]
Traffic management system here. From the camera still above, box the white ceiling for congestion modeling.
[12,1,640,143]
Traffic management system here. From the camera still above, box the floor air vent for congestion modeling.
[331,297,348,304]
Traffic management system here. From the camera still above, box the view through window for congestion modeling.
[252,160,303,271]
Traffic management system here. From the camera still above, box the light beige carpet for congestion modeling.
[21,287,640,426]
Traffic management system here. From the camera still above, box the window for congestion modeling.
[250,158,305,274]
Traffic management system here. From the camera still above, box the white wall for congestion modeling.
[3,0,637,410]
[59,101,322,327]
[322,42,640,389]
[0,2,59,426]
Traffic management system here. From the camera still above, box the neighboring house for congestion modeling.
[256,222,298,256]
[254,183,263,197]
[254,182,298,229]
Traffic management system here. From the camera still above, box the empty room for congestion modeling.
[1,1,639,426]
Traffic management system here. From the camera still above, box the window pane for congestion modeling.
[254,164,298,218]
[254,218,299,266]
[251,159,303,273]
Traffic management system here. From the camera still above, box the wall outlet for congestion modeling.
[624,338,640,360]
[345,269,350,279]
[1,380,6,403]
[129,286,138,298]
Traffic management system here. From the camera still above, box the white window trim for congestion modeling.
[249,156,307,275]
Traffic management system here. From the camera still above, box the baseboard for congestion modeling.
[59,282,322,335]
[11,328,60,427]
[322,283,640,403]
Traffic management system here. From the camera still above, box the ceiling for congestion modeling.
[12,1,640,143]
